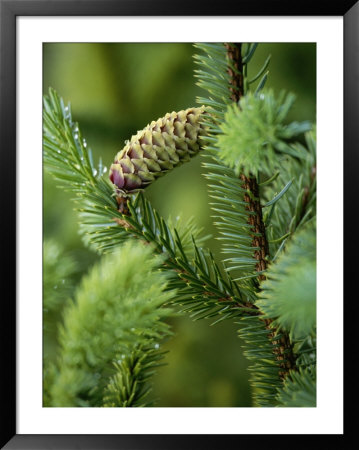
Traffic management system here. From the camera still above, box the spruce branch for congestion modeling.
[103,344,168,407]
[216,92,312,178]
[43,239,78,318]
[44,42,316,408]
[258,224,316,342]
[276,367,316,407]
[123,193,258,319]
[194,43,304,404]
[43,239,79,405]
[49,240,173,407]
[225,43,298,383]
[43,88,255,323]
[43,88,128,254]
[263,129,316,257]
[224,42,270,278]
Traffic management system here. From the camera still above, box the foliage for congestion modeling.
[263,128,316,257]
[194,43,316,406]
[43,239,78,316]
[43,240,79,404]
[217,91,312,177]
[48,240,173,407]
[43,87,256,318]
[258,224,316,341]
[43,42,316,408]
[43,88,127,254]
[276,367,316,407]
[102,345,167,407]
[236,315,284,406]
[197,43,268,286]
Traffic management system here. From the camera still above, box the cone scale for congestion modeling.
[109,106,206,195]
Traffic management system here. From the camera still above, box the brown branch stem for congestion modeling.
[115,195,257,312]
[225,42,296,377]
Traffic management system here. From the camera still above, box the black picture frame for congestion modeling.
[1,1,356,448]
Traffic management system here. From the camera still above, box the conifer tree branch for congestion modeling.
[43,88,257,323]
[224,42,296,378]
[43,43,316,407]
[119,193,258,318]
[225,43,269,279]
[194,43,315,403]
[49,241,174,407]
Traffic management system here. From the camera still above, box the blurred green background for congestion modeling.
[43,43,316,407]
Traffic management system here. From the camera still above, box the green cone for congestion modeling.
[110,106,206,193]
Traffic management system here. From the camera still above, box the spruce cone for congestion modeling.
[109,106,206,193]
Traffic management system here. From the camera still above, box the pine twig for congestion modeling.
[225,42,296,377]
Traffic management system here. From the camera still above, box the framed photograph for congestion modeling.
[1,1,355,448]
